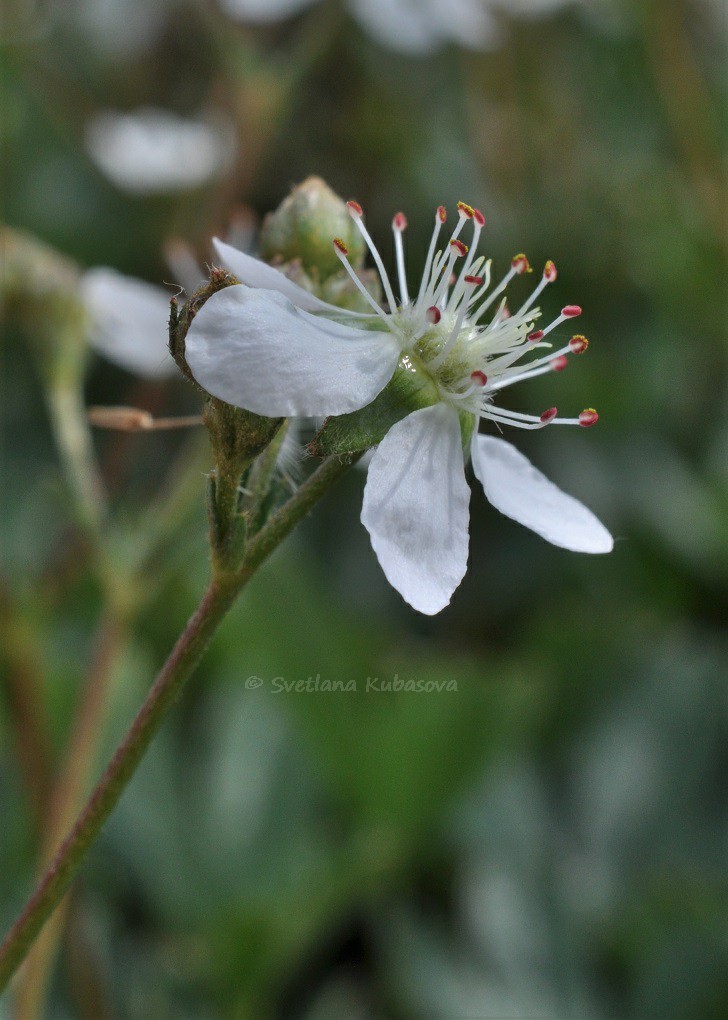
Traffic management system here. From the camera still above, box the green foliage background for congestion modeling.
[1,0,726,1015]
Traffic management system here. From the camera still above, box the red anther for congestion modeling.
[527,329,544,342]
[473,208,486,227]
[393,212,407,231]
[457,201,474,218]
[425,306,441,324]
[562,304,582,318]
[464,274,484,286]
[511,253,531,275]
[471,370,488,387]
[346,200,363,218]
[543,260,558,282]
[579,408,599,427]
[437,205,447,222]
[550,355,569,372]
[333,237,349,256]
[540,407,558,424]
[449,239,468,257]
[569,334,589,353]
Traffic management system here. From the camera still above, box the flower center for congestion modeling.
[333,201,599,431]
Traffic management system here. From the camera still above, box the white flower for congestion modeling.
[221,0,498,53]
[185,200,613,614]
[81,268,176,379]
[85,108,235,195]
[221,0,586,54]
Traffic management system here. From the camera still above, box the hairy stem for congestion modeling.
[0,452,357,993]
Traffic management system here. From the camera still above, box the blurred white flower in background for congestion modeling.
[218,0,314,21]
[348,0,499,52]
[221,0,497,52]
[221,0,585,53]
[81,268,177,378]
[85,108,236,195]
[80,218,259,379]
[490,0,581,14]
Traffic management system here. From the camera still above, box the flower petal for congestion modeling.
[86,109,234,195]
[212,238,369,317]
[219,0,314,24]
[362,404,471,615]
[349,0,501,54]
[184,285,400,417]
[472,433,614,553]
[81,268,176,378]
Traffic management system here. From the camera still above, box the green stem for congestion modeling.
[0,587,54,832]
[12,611,127,1019]
[46,382,107,540]
[0,452,358,993]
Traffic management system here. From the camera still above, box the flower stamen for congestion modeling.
[513,260,558,318]
[347,200,399,312]
[415,206,447,311]
[392,212,409,305]
[333,238,391,324]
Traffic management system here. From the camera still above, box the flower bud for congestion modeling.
[259,176,366,280]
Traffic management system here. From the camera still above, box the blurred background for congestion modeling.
[1,0,726,1016]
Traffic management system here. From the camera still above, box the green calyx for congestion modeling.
[309,359,436,457]
[310,355,478,458]
[170,267,283,574]
[205,397,283,575]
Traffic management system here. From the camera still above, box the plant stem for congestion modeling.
[0,452,358,993]
[0,588,54,832]
[46,382,107,540]
[12,612,127,1019]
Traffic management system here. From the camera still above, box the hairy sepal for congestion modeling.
[309,363,439,457]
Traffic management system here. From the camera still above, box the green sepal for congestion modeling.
[205,473,221,545]
[309,364,439,457]
[223,511,248,574]
[206,472,249,575]
[204,403,283,576]
[459,410,477,452]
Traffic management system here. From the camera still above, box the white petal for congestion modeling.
[362,404,470,615]
[218,0,315,23]
[491,0,577,17]
[349,0,501,54]
[472,434,614,553]
[85,109,234,195]
[81,268,176,379]
[212,238,369,317]
[184,285,400,417]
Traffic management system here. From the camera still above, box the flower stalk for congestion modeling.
[0,450,359,993]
